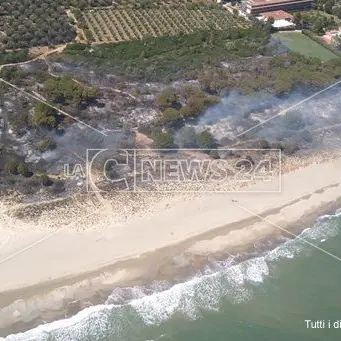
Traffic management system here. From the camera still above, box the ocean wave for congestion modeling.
[4,211,341,341]
[105,281,171,305]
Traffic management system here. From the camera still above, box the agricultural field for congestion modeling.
[76,5,244,43]
[95,0,216,9]
[0,0,112,49]
[0,0,232,49]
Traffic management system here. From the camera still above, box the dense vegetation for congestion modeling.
[199,53,341,94]
[151,129,174,148]
[294,10,339,34]
[316,0,341,18]
[44,76,98,106]
[0,0,74,48]
[0,0,222,49]
[134,85,220,148]
[0,0,112,49]
[63,27,269,81]
[33,103,62,129]
[62,17,341,90]
[30,75,99,130]
[149,126,217,150]
[0,49,29,65]
[0,64,49,87]
[158,86,220,124]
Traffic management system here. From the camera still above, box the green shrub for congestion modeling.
[65,43,87,51]
[138,124,153,137]
[151,129,174,148]
[37,136,56,152]
[156,88,178,108]
[180,92,220,118]
[0,66,24,84]
[162,108,182,124]
[0,49,29,66]
[5,159,19,174]
[281,142,300,155]
[259,138,271,149]
[33,103,59,129]
[44,76,98,105]
[17,163,32,177]
[196,130,215,149]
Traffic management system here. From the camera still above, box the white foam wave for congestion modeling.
[4,211,341,341]
[242,257,269,283]
[105,281,170,305]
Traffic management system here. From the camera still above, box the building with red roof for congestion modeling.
[257,10,295,28]
[243,0,314,15]
[260,10,294,20]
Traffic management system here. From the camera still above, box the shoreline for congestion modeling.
[1,157,341,335]
[2,199,341,337]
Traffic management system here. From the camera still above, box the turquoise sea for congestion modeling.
[3,211,341,341]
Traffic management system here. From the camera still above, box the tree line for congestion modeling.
[63,26,269,81]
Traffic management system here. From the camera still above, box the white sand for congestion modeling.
[0,158,341,295]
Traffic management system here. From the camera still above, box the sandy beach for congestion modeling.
[1,155,341,333]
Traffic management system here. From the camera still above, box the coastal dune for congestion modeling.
[0,156,341,331]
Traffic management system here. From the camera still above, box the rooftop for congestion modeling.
[251,0,313,6]
[260,10,294,20]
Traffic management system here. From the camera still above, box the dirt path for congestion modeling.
[0,45,66,71]
[66,9,87,44]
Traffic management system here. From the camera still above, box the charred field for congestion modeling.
[1,43,341,207]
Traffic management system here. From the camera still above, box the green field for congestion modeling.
[273,31,338,61]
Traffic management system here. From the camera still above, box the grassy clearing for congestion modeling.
[273,31,338,61]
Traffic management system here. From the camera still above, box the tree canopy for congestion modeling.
[196,130,216,149]
[0,0,112,49]
[156,88,179,108]
[0,49,29,65]
[33,103,60,129]
[151,129,174,149]
[44,76,98,106]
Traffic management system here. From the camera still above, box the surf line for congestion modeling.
[232,201,341,264]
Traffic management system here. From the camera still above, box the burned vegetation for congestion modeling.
[1,13,341,202]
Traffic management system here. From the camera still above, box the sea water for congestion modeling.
[3,211,341,341]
